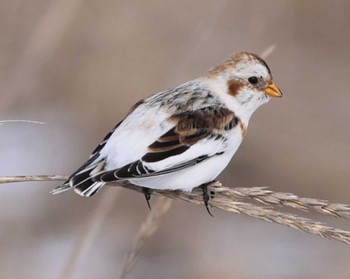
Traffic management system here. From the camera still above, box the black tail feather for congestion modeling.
[51,156,106,197]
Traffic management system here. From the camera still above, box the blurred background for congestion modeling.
[1,1,350,278]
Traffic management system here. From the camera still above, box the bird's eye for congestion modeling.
[248,76,258,85]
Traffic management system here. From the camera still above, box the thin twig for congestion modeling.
[0,175,68,184]
[0,120,46,125]
[119,197,173,279]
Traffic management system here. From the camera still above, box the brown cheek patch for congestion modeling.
[228,80,242,96]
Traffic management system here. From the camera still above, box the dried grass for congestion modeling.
[113,181,350,245]
[60,189,121,279]
[119,197,173,279]
[2,175,350,245]
[1,0,86,110]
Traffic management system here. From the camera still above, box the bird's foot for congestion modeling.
[200,181,216,217]
[142,187,152,210]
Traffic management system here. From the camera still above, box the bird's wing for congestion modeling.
[89,122,121,158]
[99,106,239,181]
[51,100,145,197]
[89,100,145,159]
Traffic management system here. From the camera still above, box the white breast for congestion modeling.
[128,123,243,191]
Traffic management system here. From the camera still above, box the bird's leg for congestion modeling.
[200,181,215,217]
[142,187,152,210]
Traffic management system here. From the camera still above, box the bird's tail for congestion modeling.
[51,155,107,197]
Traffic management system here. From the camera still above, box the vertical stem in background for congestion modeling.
[164,0,230,84]
[119,197,173,279]
[60,189,121,279]
[260,45,276,59]
[118,1,230,278]
[0,0,85,110]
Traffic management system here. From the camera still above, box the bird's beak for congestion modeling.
[264,82,283,97]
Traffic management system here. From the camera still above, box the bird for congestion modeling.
[52,52,282,214]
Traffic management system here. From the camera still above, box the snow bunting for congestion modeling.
[52,52,282,213]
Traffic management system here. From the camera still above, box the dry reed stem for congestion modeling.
[119,197,173,279]
[60,189,121,279]
[110,182,350,245]
[1,0,86,110]
[155,182,350,245]
[5,175,348,219]
[260,45,276,59]
[231,186,350,218]
[2,174,350,244]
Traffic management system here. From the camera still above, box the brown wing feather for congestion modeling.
[175,106,237,144]
[143,107,239,163]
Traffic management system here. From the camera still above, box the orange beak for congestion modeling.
[264,82,283,97]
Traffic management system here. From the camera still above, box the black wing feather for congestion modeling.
[99,154,210,182]
[97,106,238,183]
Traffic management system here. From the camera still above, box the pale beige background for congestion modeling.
[1,1,350,278]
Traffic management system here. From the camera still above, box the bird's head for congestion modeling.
[205,52,282,120]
